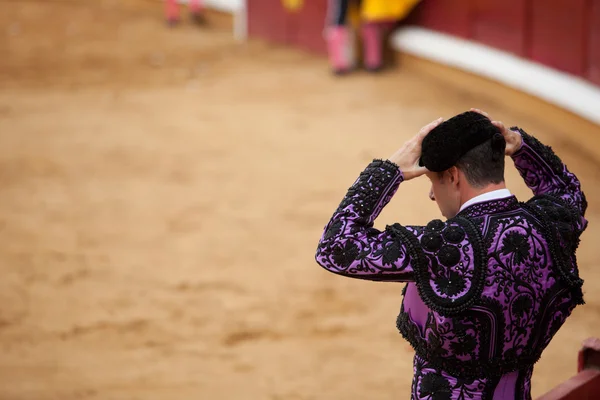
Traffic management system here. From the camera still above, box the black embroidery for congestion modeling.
[397,308,544,379]
[512,127,587,225]
[528,286,571,351]
[324,219,343,240]
[457,196,519,219]
[419,373,452,400]
[421,232,444,252]
[434,271,466,297]
[438,245,461,267]
[331,242,360,269]
[428,332,448,358]
[449,333,477,356]
[522,198,584,300]
[512,127,564,176]
[533,193,582,253]
[411,354,498,400]
[443,226,466,244]
[379,238,403,266]
[427,219,445,231]
[511,294,533,319]
[501,232,531,264]
[316,131,586,400]
[334,159,401,219]
[397,195,585,384]
[411,217,487,316]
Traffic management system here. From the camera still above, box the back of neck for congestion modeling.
[460,183,508,209]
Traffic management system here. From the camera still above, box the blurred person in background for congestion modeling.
[315,109,587,399]
[165,0,204,26]
[325,0,421,74]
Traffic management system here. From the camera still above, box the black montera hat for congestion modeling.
[419,111,502,172]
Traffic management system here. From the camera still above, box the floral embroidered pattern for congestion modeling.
[450,333,477,356]
[434,271,466,297]
[331,241,360,269]
[411,354,500,400]
[511,294,534,319]
[323,219,343,240]
[315,160,418,281]
[512,128,587,225]
[419,373,452,400]
[412,218,486,315]
[501,232,531,265]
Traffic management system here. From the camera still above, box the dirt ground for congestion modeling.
[0,1,599,399]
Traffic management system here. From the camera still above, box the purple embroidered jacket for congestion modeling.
[315,129,588,399]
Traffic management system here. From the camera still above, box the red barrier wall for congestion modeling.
[410,0,471,38]
[247,0,600,88]
[247,0,328,54]
[470,0,529,56]
[538,338,600,400]
[538,370,600,400]
[529,0,588,76]
[590,0,600,86]
[291,0,328,55]
[247,0,290,45]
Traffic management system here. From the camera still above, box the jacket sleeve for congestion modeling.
[315,159,424,282]
[510,127,588,234]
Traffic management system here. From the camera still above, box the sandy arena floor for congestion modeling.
[0,1,599,399]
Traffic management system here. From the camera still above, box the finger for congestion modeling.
[418,117,444,137]
[470,108,490,118]
[491,120,506,132]
[411,166,429,178]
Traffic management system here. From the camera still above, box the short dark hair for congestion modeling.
[455,138,506,188]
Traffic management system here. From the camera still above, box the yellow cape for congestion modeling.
[360,0,421,22]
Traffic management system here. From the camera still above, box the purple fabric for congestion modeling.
[404,283,428,329]
[492,371,518,399]
[315,129,587,399]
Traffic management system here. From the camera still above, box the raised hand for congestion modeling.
[470,108,522,156]
[388,117,444,180]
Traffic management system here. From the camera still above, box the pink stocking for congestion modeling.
[326,26,354,74]
[165,0,180,22]
[361,22,382,71]
[189,0,203,14]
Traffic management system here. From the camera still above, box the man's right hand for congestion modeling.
[491,120,522,156]
[470,108,523,156]
[388,117,444,180]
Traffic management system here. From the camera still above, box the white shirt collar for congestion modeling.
[459,189,513,212]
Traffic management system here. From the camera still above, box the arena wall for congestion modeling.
[394,0,600,125]
[178,0,247,39]
[203,0,242,12]
[223,0,600,126]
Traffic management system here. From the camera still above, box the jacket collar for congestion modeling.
[456,195,520,218]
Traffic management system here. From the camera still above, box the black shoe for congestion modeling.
[365,65,384,73]
[191,12,206,25]
[332,66,355,76]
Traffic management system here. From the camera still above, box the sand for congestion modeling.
[0,1,599,399]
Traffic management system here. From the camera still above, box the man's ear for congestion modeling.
[448,166,460,186]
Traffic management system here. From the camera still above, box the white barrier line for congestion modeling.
[391,27,600,126]
[177,0,247,40]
